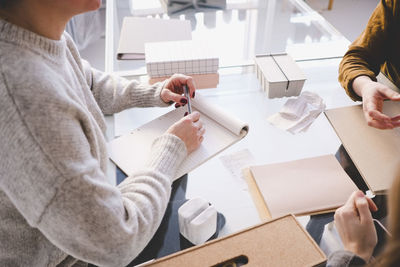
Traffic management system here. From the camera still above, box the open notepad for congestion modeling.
[108,94,249,180]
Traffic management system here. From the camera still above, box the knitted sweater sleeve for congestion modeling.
[338,0,397,101]
[63,32,171,115]
[82,59,170,115]
[327,250,367,267]
[0,63,187,267]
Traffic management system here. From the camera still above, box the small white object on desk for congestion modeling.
[178,197,217,245]
[255,53,306,98]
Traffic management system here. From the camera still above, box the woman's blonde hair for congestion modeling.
[372,175,400,266]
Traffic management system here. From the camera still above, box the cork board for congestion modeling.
[144,215,326,267]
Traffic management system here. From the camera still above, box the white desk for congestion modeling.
[105,0,354,236]
[112,59,355,236]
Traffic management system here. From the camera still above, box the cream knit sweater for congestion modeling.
[0,19,186,267]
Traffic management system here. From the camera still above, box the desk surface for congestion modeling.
[112,58,355,236]
[105,0,355,238]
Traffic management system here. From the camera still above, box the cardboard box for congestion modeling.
[255,54,306,98]
[149,73,219,89]
[145,40,219,78]
[142,215,326,267]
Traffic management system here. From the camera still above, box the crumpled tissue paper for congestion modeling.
[267,91,326,134]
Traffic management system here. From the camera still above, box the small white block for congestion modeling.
[178,198,218,245]
[187,206,217,245]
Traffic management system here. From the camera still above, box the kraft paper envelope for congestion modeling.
[247,155,357,219]
[325,102,400,194]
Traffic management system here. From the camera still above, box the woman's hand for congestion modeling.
[334,190,378,262]
[353,76,400,129]
[166,111,205,154]
[161,74,196,107]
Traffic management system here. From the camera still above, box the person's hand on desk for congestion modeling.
[167,111,205,154]
[161,74,196,107]
[334,190,378,262]
[353,75,400,129]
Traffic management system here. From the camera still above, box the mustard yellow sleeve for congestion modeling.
[338,0,397,101]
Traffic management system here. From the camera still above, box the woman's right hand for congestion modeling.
[166,111,205,154]
[334,190,378,262]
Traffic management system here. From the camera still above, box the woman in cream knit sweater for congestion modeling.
[0,0,205,266]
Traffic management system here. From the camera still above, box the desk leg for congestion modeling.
[328,0,334,10]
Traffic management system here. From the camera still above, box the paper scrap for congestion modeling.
[219,149,255,190]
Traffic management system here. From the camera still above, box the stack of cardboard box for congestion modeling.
[255,54,306,98]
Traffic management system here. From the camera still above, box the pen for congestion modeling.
[184,85,192,114]
[373,218,392,237]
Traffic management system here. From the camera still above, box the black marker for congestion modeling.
[184,85,192,114]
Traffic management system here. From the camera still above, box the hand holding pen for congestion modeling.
[334,190,379,262]
[162,74,205,153]
[160,74,196,114]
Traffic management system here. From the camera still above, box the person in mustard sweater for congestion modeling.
[339,0,400,129]
[0,0,205,266]
[331,1,400,266]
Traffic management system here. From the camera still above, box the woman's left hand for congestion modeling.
[161,74,196,106]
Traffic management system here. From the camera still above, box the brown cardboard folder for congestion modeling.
[144,215,326,267]
[325,102,400,194]
[149,73,219,89]
[244,155,357,220]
